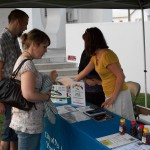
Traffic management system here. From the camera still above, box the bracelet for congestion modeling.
[46,93,51,101]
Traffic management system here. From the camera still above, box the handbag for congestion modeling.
[0,59,35,111]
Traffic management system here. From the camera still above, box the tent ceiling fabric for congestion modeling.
[1,0,150,9]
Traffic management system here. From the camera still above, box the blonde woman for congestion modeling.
[9,28,53,150]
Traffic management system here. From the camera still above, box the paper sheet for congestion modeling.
[97,133,138,149]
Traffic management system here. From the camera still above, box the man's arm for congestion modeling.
[0,61,3,80]
[0,61,5,114]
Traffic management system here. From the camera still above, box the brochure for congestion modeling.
[76,105,96,112]
[113,140,150,150]
[51,84,67,98]
[51,97,67,104]
[56,105,76,114]
[97,133,138,149]
[60,111,90,123]
[70,81,86,106]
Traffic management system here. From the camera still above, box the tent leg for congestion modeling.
[141,8,148,107]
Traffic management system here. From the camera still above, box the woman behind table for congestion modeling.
[74,27,135,121]
[78,49,105,106]
[9,28,52,150]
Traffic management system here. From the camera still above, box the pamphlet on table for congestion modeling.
[70,81,86,106]
[51,84,68,104]
[60,111,90,123]
[56,104,90,123]
[97,133,138,149]
[76,105,96,112]
[56,105,76,114]
[113,140,150,150]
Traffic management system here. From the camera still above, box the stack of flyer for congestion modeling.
[97,133,139,149]
[51,84,68,104]
[57,105,90,123]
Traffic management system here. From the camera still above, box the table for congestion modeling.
[40,101,131,150]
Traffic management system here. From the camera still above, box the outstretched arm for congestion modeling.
[0,61,3,80]
[74,61,95,81]
[0,61,5,114]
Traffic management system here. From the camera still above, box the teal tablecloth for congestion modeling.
[40,100,131,150]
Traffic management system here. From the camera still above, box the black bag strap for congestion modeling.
[12,59,31,78]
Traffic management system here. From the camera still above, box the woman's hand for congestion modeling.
[49,70,58,83]
[101,97,115,108]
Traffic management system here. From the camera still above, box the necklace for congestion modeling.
[23,50,33,60]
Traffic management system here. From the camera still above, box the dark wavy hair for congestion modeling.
[82,27,109,56]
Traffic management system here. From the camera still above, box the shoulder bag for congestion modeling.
[0,59,35,111]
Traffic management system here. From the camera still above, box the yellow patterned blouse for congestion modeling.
[90,49,127,97]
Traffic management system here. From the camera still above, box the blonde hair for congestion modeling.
[21,28,50,49]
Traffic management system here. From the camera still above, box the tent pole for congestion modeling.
[141,8,148,107]
[128,9,130,21]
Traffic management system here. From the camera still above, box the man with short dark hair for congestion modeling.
[0,9,29,150]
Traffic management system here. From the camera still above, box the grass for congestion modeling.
[135,93,150,108]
